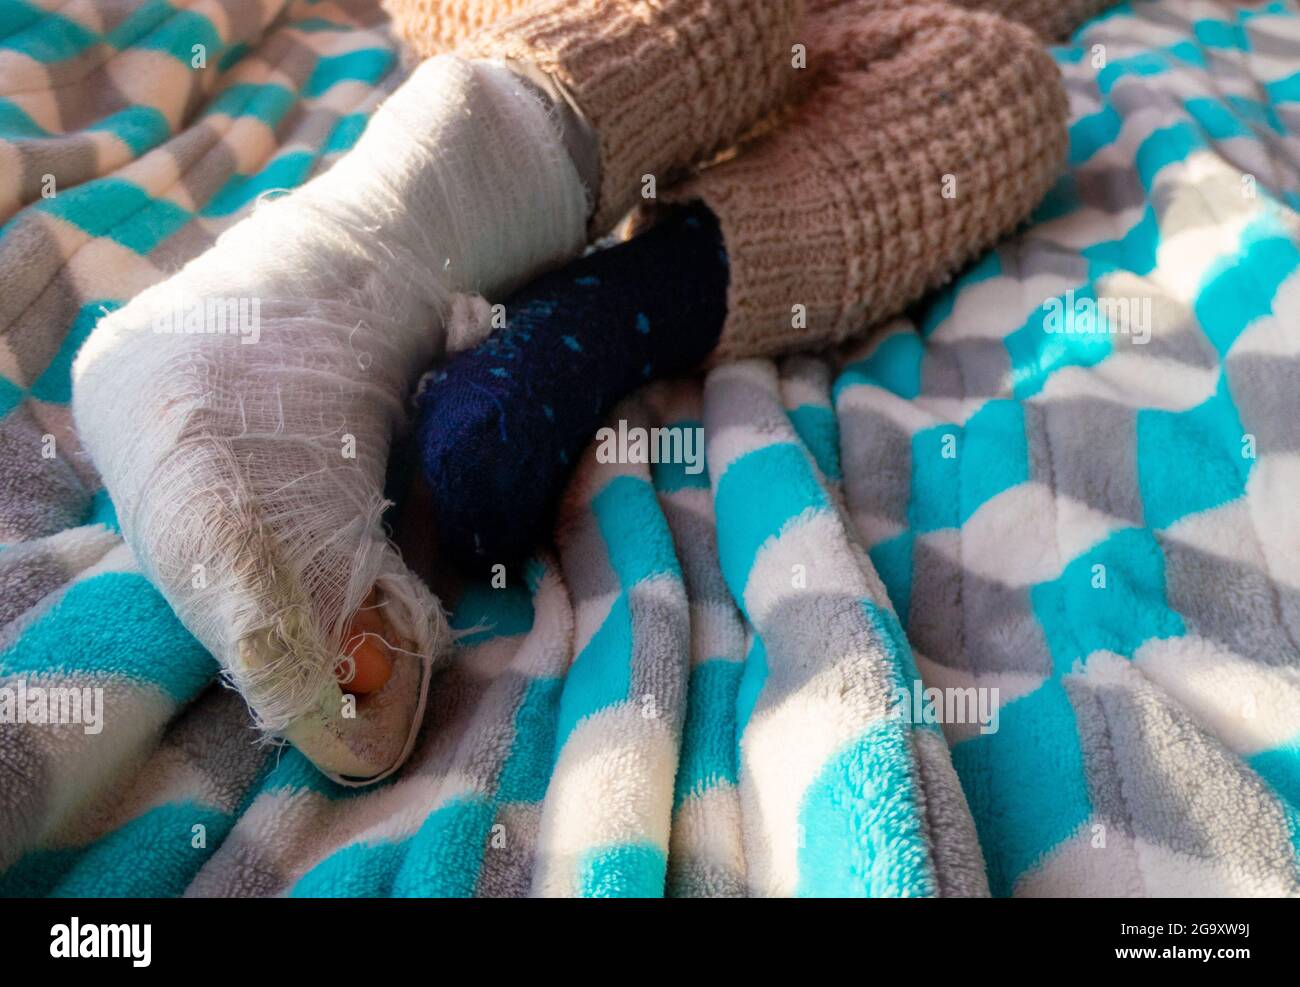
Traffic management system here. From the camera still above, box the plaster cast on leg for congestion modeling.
[71,55,588,782]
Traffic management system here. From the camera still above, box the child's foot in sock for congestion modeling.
[419,1,1070,583]
[418,204,728,570]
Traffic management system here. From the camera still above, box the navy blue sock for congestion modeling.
[416,203,727,571]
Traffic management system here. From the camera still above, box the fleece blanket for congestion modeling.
[2,0,1300,897]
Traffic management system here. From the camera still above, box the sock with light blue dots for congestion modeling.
[416,203,727,570]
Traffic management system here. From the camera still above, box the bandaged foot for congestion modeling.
[71,56,589,783]
[72,0,800,782]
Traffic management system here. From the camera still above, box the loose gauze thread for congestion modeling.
[71,56,589,745]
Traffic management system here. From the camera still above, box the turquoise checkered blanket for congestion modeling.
[2,0,1300,896]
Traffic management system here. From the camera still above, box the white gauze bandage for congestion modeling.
[71,55,589,782]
